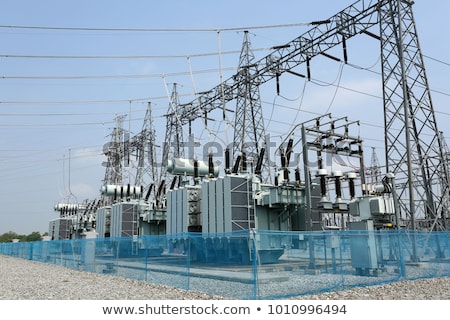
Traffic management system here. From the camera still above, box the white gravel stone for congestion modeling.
[1,255,449,300]
[294,276,450,300]
[0,255,227,300]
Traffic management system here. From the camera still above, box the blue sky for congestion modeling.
[1,0,450,235]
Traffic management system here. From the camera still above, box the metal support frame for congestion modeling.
[302,115,365,231]
[133,102,159,201]
[102,115,127,205]
[380,0,450,230]
[232,31,270,182]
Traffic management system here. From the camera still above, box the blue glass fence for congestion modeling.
[1,230,449,299]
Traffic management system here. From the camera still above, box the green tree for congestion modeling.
[0,231,44,242]
[0,231,23,243]
[25,231,42,242]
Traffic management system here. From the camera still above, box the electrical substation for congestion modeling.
[49,0,450,278]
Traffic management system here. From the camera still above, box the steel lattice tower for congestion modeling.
[367,146,382,187]
[232,31,269,180]
[101,114,126,204]
[134,102,158,200]
[102,114,126,186]
[380,0,450,230]
[162,83,184,162]
[159,83,185,198]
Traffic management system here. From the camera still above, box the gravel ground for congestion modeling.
[297,276,450,300]
[0,255,225,300]
[1,255,449,300]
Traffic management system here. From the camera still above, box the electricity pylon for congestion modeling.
[380,0,450,230]
[232,31,270,181]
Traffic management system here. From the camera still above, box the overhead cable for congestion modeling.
[0,22,310,33]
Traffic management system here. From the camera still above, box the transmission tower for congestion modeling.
[367,147,382,188]
[232,31,270,181]
[101,114,126,204]
[380,0,450,230]
[159,83,185,202]
[134,102,159,201]
[439,131,450,228]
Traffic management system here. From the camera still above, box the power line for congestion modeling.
[0,112,131,117]
[0,48,270,59]
[424,54,450,67]
[0,22,311,33]
[0,66,238,80]
[0,121,114,127]
[0,95,175,105]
